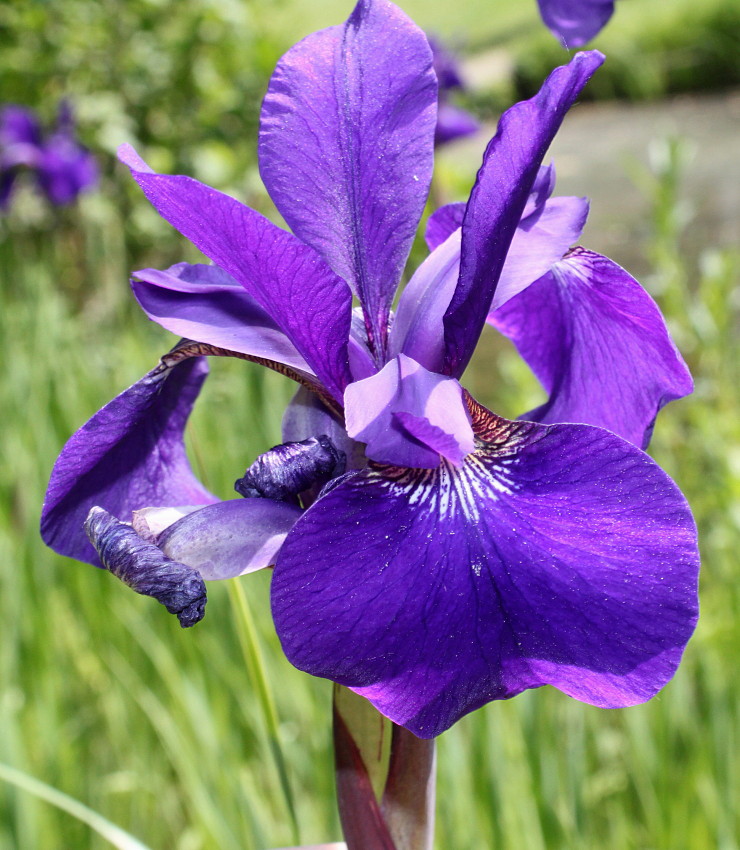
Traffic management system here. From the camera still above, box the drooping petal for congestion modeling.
[490,248,693,447]
[344,354,474,468]
[442,51,604,378]
[85,507,207,628]
[435,103,479,146]
[119,144,352,402]
[157,499,302,580]
[537,0,615,48]
[258,0,437,357]
[132,263,311,374]
[41,355,217,567]
[272,398,699,738]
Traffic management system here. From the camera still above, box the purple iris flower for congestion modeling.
[428,37,479,146]
[42,0,698,739]
[0,101,97,210]
[537,0,616,47]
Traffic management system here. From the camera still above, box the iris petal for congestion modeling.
[272,397,699,737]
[41,355,216,567]
[258,0,437,358]
[537,0,616,48]
[490,248,694,447]
[157,499,302,580]
[443,51,604,378]
[119,144,353,402]
[132,263,311,374]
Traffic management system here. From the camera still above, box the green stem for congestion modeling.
[227,579,301,845]
[333,686,436,850]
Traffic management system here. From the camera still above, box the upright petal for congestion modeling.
[400,188,586,369]
[442,51,604,378]
[389,228,461,373]
[537,0,616,48]
[119,145,352,402]
[41,355,217,566]
[492,194,589,310]
[258,0,437,358]
[490,248,693,447]
[132,263,311,374]
[0,106,42,147]
[272,399,699,738]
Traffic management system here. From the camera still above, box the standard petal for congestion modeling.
[492,195,589,310]
[132,263,311,374]
[389,228,461,372]
[157,499,302,580]
[424,203,465,252]
[41,356,217,566]
[537,0,615,48]
[402,192,586,368]
[490,248,693,447]
[119,144,352,402]
[272,399,699,738]
[442,51,604,378]
[258,0,437,357]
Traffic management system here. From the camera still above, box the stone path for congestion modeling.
[440,89,740,275]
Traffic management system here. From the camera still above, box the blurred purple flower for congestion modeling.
[537,0,616,47]
[429,37,479,145]
[42,0,698,738]
[0,101,97,210]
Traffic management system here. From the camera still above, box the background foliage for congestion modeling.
[1,0,738,847]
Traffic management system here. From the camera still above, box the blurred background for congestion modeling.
[1,0,738,847]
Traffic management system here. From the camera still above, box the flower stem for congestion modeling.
[333,686,436,850]
[228,579,301,845]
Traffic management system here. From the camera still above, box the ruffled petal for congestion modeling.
[272,398,699,738]
[537,0,615,48]
[41,355,217,566]
[443,51,604,378]
[258,0,437,357]
[157,499,302,580]
[119,144,352,402]
[490,248,694,447]
[132,263,311,374]
[344,354,473,468]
